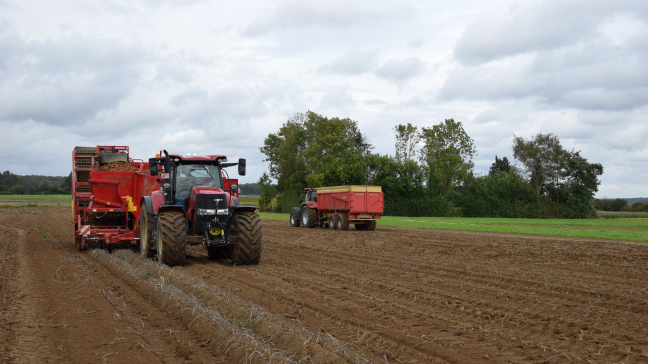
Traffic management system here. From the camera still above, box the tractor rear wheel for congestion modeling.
[328,214,336,230]
[156,211,187,266]
[207,246,230,260]
[366,220,376,231]
[290,210,301,227]
[230,212,262,265]
[301,206,317,228]
[354,223,367,230]
[336,213,349,231]
[139,202,155,258]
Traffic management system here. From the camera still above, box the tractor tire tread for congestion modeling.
[140,202,155,258]
[158,211,187,266]
[231,212,262,265]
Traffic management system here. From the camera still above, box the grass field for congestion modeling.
[0,195,71,207]
[0,195,70,199]
[239,195,259,206]
[597,210,648,219]
[258,212,648,242]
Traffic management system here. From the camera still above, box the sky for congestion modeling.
[1,0,646,198]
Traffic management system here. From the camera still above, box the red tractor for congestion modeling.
[290,185,384,231]
[140,151,261,266]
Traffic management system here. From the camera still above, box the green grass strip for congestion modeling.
[381,215,648,227]
[257,213,648,242]
[0,195,71,200]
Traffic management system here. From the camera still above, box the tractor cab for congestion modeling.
[304,188,317,203]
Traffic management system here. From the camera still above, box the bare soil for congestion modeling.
[2,207,648,363]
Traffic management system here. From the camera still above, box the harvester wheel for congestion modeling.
[354,223,367,230]
[230,212,262,265]
[366,220,376,231]
[290,210,301,227]
[328,214,336,230]
[156,211,187,266]
[336,213,349,231]
[301,206,317,228]
[207,246,230,260]
[139,202,155,258]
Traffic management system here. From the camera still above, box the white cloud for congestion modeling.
[375,57,424,84]
[0,0,645,197]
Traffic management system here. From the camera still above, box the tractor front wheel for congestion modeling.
[139,202,155,258]
[156,211,187,266]
[290,210,301,227]
[230,212,262,265]
[301,206,317,228]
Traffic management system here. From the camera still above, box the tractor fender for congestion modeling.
[143,191,165,215]
[291,207,302,220]
[305,201,317,209]
[231,196,241,207]
[142,196,155,215]
[232,205,258,215]
[158,205,185,214]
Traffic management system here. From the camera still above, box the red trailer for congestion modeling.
[289,185,384,231]
[72,146,160,250]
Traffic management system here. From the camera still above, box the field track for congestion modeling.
[1,207,648,363]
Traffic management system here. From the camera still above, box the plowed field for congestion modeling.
[1,207,648,363]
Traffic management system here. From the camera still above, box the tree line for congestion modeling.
[257,111,605,218]
[0,171,71,195]
[596,198,648,213]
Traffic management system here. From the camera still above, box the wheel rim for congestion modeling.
[290,213,295,226]
[140,213,148,253]
[336,216,341,230]
[156,222,163,262]
[302,209,308,225]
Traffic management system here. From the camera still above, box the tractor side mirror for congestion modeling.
[238,158,246,176]
[149,158,159,176]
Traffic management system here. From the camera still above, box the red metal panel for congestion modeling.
[315,187,384,218]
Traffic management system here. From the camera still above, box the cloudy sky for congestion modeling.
[1,0,646,197]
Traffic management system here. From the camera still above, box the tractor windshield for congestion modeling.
[175,163,222,198]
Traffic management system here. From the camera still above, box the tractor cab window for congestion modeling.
[176,164,222,198]
[306,190,317,203]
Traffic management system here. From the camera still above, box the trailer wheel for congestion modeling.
[139,202,155,258]
[290,210,301,227]
[354,223,367,230]
[231,212,262,265]
[328,214,336,230]
[366,220,376,231]
[156,211,187,266]
[207,246,230,260]
[301,206,317,228]
[336,213,349,231]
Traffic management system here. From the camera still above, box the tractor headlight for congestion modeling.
[217,209,228,215]
[198,209,216,215]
